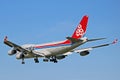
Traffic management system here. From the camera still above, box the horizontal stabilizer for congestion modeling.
[87,38,106,42]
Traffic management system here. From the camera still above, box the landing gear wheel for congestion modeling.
[34,58,39,63]
[53,59,58,63]
[50,59,54,62]
[50,56,58,63]
[22,61,25,64]
[43,59,49,62]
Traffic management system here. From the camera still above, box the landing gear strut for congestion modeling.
[43,59,49,62]
[43,56,58,63]
[34,55,39,63]
[22,59,25,64]
[21,54,25,64]
[34,58,39,63]
[50,56,58,63]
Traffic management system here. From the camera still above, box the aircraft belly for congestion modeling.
[34,46,70,57]
[48,46,70,55]
[45,42,82,56]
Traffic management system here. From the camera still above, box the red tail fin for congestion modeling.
[72,15,88,39]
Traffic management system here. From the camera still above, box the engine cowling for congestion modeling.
[8,49,17,55]
[16,52,24,59]
[80,51,90,56]
[56,55,66,60]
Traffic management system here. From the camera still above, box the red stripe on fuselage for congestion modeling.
[34,40,71,49]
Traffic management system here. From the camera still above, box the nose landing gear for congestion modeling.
[21,54,25,64]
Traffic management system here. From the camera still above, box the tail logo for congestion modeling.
[76,24,84,37]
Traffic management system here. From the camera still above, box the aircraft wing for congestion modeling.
[4,36,27,52]
[72,39,118,54]
[4,36,44,57]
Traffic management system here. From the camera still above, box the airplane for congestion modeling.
[4,15,118,64]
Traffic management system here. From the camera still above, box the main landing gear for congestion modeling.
[34,57,39,63]
[21,55,39,64]
[34,56,39,63]
[21,56,58,64]
[43,56,58,63]
[50,58,58,63]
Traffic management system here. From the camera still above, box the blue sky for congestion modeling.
[0,0,120,80]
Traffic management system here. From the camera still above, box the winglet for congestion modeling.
[4,36,8,42]
[112,39,118,44]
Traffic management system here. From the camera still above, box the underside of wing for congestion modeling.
[72,39,118,56]
[4,36,28,52]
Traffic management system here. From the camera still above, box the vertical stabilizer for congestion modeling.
[72,15,88,39]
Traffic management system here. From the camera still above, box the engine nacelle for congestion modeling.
[80,51,90,56]
[56,55,66,60]
[16,52,24,59]
[8,49,17,55]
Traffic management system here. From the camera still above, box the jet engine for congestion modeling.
[80,51,90,56]
[8,48,17,55]
[16,52,24,59]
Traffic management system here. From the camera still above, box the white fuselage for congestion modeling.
[16,37,87,59]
